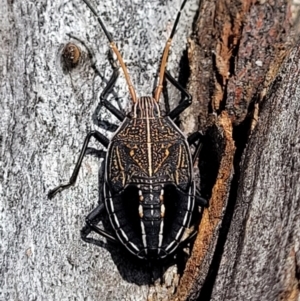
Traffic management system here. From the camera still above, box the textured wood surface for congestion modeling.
[210,42,300,301]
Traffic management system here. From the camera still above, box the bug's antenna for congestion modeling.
[154,0,188,102]
[81,0,137,103]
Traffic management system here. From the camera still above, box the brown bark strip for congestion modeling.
[212,0,248,112]
[186,0,218,131]
[172,112,235,301]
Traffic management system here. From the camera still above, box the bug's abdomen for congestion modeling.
[139,183,195,259]
[104,180,195,260]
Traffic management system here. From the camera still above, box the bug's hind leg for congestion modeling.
[82,203,117,243]
[195,190,208,207]
[165,70,192,120]
[100,67,126,121]
[48,130,109,199]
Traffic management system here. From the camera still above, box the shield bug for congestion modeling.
[48,0,207,260]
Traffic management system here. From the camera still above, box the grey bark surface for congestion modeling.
[0,0,199,300]
[210,44,300,301]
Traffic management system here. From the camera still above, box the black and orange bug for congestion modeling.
[48,0,207,260]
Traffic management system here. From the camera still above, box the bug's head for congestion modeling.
[131,96,161,119]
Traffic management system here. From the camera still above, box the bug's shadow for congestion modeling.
[198,125,224,201]
[81,220,201,285]
[81,219,153,284]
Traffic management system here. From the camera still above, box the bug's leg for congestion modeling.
[162,76,171,115]
[187,131,204,165]
[100,67,126,121]
[195,191,208,207]
[81,203,118,243]
[165,70,192,120]
[68,37,125,121]
[187,131,202,145]
[187,132,208,207]
[182,230,198,246]
[48,130,109,199]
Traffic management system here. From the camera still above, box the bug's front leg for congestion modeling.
[48,130,109,199]
[100,67,126,121]
[165,70,192,120]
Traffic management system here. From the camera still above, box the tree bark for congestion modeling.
[1,0,297,301]
[210,42,300,301]
[173,0,294,300]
